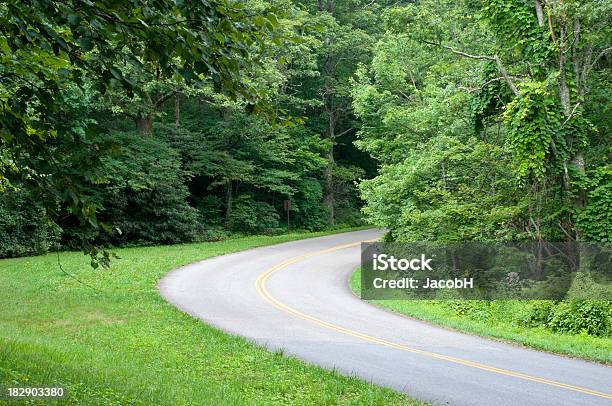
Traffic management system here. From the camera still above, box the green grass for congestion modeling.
[0,230,422,405]
[350,268,612,364]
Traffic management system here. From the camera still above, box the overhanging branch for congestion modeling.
[423,41,519,96]
[154,89,180,107]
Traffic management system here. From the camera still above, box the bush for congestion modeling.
[292,178,327,231]
[96,131,201,246]
[102,183,201,246]
[517,300,556,328]
[444,299,612,338]
[229,195,280,234]
[198,227,231,242]
[0,188,59,258]
[445,300,492,321]
[548,300,612,337]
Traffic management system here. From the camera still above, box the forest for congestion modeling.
[0,1,611,404]
[1,0,378,261]
[1,0,610,258]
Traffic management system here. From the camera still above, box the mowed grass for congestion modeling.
[0,230,419,405]
[350,269,612,364]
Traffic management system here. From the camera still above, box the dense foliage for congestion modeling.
[0,0,610,339]
[351,0,611,338]
[1,3,610,261]
[353,0,611,244]
[0,0,383,258]
[449,299,611,338]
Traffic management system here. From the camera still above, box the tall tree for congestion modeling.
[296,0,382,224]
[355,0,611,242]
[0,0,278,260]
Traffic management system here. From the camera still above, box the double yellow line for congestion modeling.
[254,240,612,401]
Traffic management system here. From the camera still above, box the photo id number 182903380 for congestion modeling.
[1,386,66,400]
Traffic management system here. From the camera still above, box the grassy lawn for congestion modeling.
[0,230,420,405]
[350,268,612,364]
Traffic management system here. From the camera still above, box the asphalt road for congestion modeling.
[159,229,612,405]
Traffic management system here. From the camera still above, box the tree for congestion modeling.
[354,0,611,242]
[352,26,530,242]
[294,0,382,225]
[0,0,278,261]
[421,0,611,241]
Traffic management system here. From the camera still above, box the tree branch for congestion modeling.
[493,56,520,96]
[154,89,179,107]
[335,127,354,138]
[423,41,519,96]
[590,46,612,70]
[423,41,495,61]
[579,46,611,85]
[542,0,558,44]
[458,76,523,93]
[561,101,581,126]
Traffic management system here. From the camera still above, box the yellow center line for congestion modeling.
[254,240,612,401]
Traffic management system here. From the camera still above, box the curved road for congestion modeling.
[159,229,612,405]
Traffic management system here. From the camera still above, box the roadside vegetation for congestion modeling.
[350,269,612,364]
[1,0,609,403]
[1,0,379,263]
[346,0,611,367]
[0,231,424,405]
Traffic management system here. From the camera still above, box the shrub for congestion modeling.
[445,300,491,321]
[0,188,59,258]
[96,131,201,246]
[517,300,556,328]
[229,195,280,234]
[198,227,231,242]
[102,183,201,246]
[292,178,327,231]
[548,300,612,337]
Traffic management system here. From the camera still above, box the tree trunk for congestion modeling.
[136,113,153,135]
[225,180,233,225]
[534,0,545,27]
[571,19,583,97]
[319,0,336,225]
[324,142,335,225]
[322,83,337,225]
[571,151,587,210]
[558,33,588,240]
[175,93,180,128]
[559,57,571,115]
